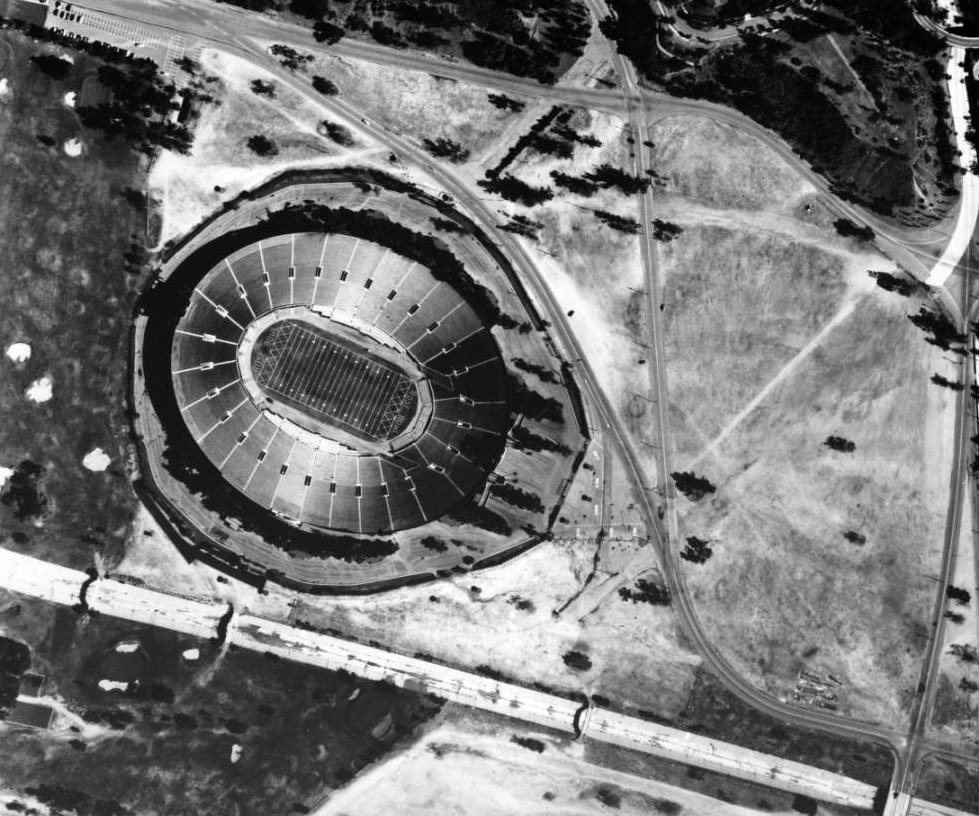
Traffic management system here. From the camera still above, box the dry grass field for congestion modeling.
[652,114,956,727]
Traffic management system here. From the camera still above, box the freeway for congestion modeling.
[914,13,979,50]
[0,546,880,808]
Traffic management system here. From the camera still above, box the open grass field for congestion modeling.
[0,30,145,572]
[0,590,441,815]
[253,320,417,440]
[652,115,956,727]
[316,705,866,816]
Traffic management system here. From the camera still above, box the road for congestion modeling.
[0,545,880,809]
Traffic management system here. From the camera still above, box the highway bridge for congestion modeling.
[1,546,879,810]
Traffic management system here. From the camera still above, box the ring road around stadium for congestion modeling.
[132,173,587,592]
[171,231,509,536]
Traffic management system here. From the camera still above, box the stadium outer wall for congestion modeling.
[127,169,590,594]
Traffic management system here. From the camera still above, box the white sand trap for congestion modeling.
[25,376,52,403]
[0,78,10,97]
[0,465,13,490]
[230,744,242,763]
[83,448,111,472]
[98,679,128,692]
[5,342,31,363]
[114,640,140,653]
[181,648,200,661]
[63,137,82,157]
[63,91,76,108]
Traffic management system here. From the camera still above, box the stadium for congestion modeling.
[169,230,511,537]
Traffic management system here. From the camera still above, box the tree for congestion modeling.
[478,175,553,207]
[311,75,338,95]
[290,0,331,19]
[318,119,353,146]
[562,650,592,671]
[423,137,470,163]
[250,79,276,97]
[594,209,640,233]
[681,536,713,564]
[175,56,200,75]
[313,21,346,44]
[488,93,525,112]
[671,471,716,501]
[30,54,73,80]
[943,610,965,624]
[868,270,918,297]
[824,435,856,452]
[246,134,279,156]
[270,44,313,71]
[842,530,867,545]
[833,218,875,241]
[550,171,598,197]
[947,585,972,605]
[960,677,979,694]
[420,536,448,553]
[931,373,964,390]
[651,219,684,241]
[948,643,978,664]
[619,578,671,605]
[491,483,545,513]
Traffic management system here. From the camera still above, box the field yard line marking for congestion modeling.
[690,299,858,467]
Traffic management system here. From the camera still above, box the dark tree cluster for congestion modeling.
[270,43,314,71]
[478,174,554,207]
[593,209,640,233]
[319,119,354,146]
[420,536,449,553]
[947,585,972,606]
[488,93,525,112]
[511,357,559,384]
[250,78,276,97]
[491,483,545,514]
[508,375,564,423]
[313,20,346,44]
[30,53,73,79]
[422,137,470,163]
[671,471,716,501]
[78,62,192,155]
[618,577,671,605]
[833,218,875,242]
[842,530,867,545]
[680,535,713,564]
[24,786,125,816]
[584,163,651,195]
[948,643,978,664]
[550,170,598,197]
[246,134,279,156]
[499,214,543,240]
[1,460,48,521]
[445,500,512,536]
[0,637,30,720]
[931,373,963,391]
[311,75,339,95]
[562,650,593,671]
[824,435,856,453]
[868,270,919,297]
[651,219,683,242]
[430,216,464,233]
[511,735,546,752]
[510,425,571,455]
[908,308,966,350]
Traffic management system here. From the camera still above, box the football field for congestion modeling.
[253,320,417,440]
